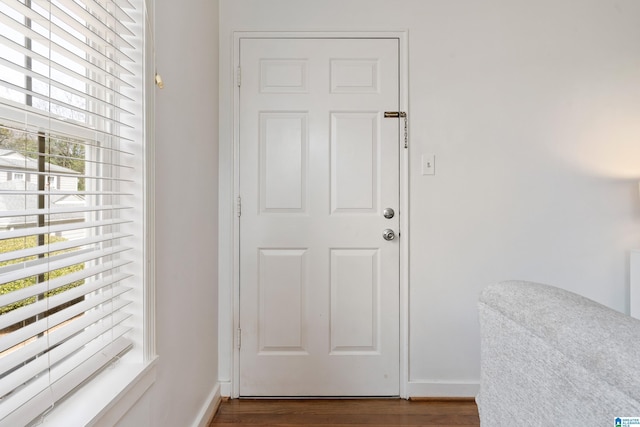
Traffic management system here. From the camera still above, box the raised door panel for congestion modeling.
[258,249,308,354]
[330,59,379,93]
[260,59,308,93]
[259,112,308,213]
[330,249,379,354]
[330,112,379,214]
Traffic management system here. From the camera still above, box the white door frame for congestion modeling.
[218,30,410,399]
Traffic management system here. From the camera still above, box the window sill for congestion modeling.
[38,356,158,427]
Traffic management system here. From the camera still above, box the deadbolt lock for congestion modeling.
[383,208,395,219]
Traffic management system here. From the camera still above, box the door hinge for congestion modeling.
[384,111,409,149]
[236,196,242,217]
[236,328,242,349]
[236,66,241,87]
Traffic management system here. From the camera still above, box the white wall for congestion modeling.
[218,0,640,395]
[115,0,220,425]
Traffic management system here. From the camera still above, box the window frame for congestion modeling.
[0,0,156,424]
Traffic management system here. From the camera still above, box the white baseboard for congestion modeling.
[406,380,479,398]
[219,381,232,397]
[192,382,222,427]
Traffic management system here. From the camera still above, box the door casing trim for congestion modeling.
[219,30,410,398]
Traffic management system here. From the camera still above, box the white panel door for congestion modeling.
[239,38,400,396]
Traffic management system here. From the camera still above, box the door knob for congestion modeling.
[383,207,395,219]
[382,229,395,241]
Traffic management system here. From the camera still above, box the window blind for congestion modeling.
[0,0,142,425]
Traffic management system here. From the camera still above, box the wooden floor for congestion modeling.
[209,398,480,427]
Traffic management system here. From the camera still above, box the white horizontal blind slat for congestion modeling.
[0,9,134,84]
[0,6,135,79]
[56,0,135,37]
[0,38,135,105]
[0,296,131,380]
[0,335,132,426]
[0,273,131,329]
[0,189,132,196]
[113,0,135,14]
[0,304,133,417]
[0,78,133,129]
[0,205,130,220]
[0,231,130,262]
[0,244,131,285]
[0,78,134,129]
[0,258,131,308]
[0,218,133,240]
[0,140,133,160]
[0,322,130,405]
[34,0,136,52]
[0,57,135,117]
[0,170,135,184]
[0,102,135,144]
[0,289,131,353]
[0,149,135,168]
[4,1,135,75]
[0,158,135,176]
[0,0,141,423]
[38,0,133,55]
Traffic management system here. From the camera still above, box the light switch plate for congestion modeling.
[422,154,435,175]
